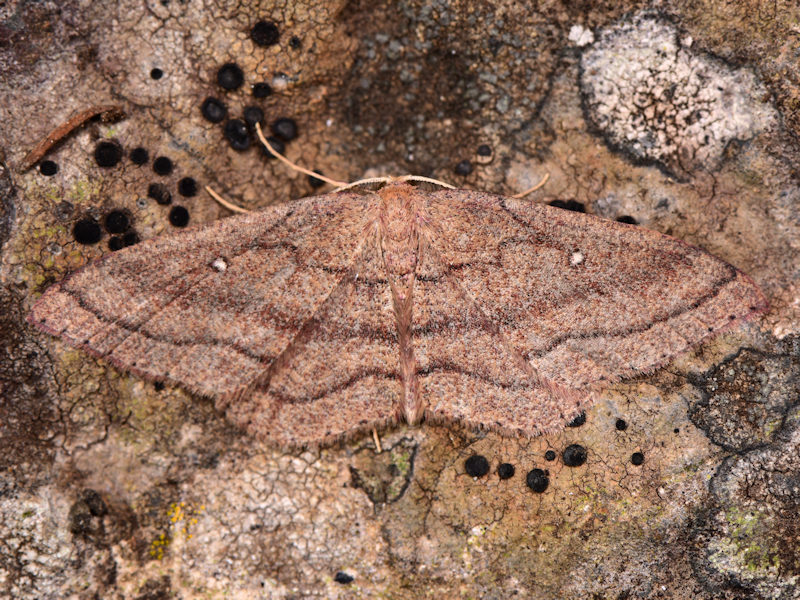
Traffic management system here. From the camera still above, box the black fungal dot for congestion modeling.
[201,97,227,123]
[122,231,139,247]
[39,160,58,176]
[153,156,173,176]
[94,140,122,168]
[178,177,198,197]
[567,411,586,427]
[454,159,473,176]
[544,450,556,461]
[217,62,244,90]
[104,210,130,234]
[526,468,549,493]
[261,136,285,158]
[333,572,354,584]
[289,35,302,49]
[252,82,272,98]
[250,20,280,47]
[477,144,492,156]
[562,444,587,467]
[81,489,108,517]
[108,236,123,251]
[169,206,189,227]
[68,500,93,536]
[673,428,680,434]
[464,454,490,477]
[271,117,298,141]
[631,452,645,466]
[243,105,264,127]
[615,418,628,431]
[224,119,251,151]
[150,67,163,80]
[616,215,638,225]
[497,463,515,480]
[73,219,102,245]
[130,147,149,165]
[308,170,326,189]
[154,381,165,391]
[549,199,586,213]
[147,182,172,205]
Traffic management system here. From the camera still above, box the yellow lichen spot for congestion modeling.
[165,500,204,542]
[149,532,171,561]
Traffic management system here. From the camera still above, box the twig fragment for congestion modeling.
[19,104,126,172]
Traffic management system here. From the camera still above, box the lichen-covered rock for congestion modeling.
[580,12,775,178]
[1,2,799,599]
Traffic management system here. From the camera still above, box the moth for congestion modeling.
[27,134,767,447]
[27,184,768,447]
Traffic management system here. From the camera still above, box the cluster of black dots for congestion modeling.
[72,208,139,250]
[198,20,324,189]
[547,197,639,224]
[55,138,197,248]
[463,413,646,493]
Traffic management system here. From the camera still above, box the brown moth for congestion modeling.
[27,175,767,447]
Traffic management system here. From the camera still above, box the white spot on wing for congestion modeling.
[211,257,227,272]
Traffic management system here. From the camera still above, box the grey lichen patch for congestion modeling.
[350,437,417,504]
[0,489,74,598]
[580,12,775,178]
[693,401,800,598]
[0,483,124,599]
[685,340,800,453]
[163,448,390,594]
[0,286,62,488]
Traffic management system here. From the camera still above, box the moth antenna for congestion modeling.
[397,174,456,189]
[331,176,393,193]
[372,428,382,453]
[511,172,550,199]
[254,123,348,187]
[332,174,456,193]
[255,123,458,193]
[205,185,251,214]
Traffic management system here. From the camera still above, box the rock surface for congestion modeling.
[1,2,798,598]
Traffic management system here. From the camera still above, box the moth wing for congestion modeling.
[29,191,384,404]
[416,189,766,433]
[226,226,403,447]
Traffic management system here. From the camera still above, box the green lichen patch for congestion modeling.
[350,437,417,504]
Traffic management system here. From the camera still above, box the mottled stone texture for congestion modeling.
[1,1,799,599]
